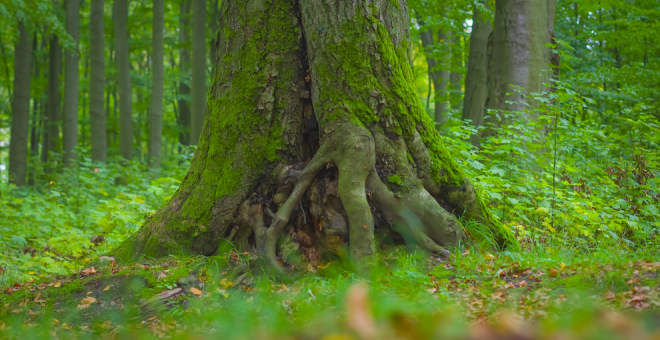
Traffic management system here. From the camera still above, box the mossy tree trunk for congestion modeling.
[116,0,517,270]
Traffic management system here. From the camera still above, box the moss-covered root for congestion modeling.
[265,145,332,272]
[439,180,518,250]
[333,127,377,266]
[366,171,460,257]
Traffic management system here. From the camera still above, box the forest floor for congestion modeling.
[1,244,660,339]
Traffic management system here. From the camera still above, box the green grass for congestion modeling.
[1,242,659,339]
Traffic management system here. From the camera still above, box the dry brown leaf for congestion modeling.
[190,287,203,296]
[103,285,111,292]
[549,268,559,278]
[461,249,470,256]
[81,267,97,276]
[345,283,377,340]
[78,296,97,309]
[53,281,62,288]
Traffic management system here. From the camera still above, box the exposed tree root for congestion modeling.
[262,144,331,271]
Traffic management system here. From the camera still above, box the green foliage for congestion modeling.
[443,80,660,249]
[0,153,191,283]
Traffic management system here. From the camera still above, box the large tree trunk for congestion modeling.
[148,0,165,167]
[114,0,134,160]
[490,0,552,113]
[90,0,106,163]
[116,0,517,270]
[177,0,192,147]
[190,0,206,144]
[43,33,61,163]
[9,21,33,186]
[462,2,492,146]
[63,0,80,166]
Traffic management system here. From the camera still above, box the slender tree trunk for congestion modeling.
[435,29,451,128]
[44,34,62,163]
[547,0,560,81]
[90,0,106,162]
[448,32,462,111]
[116,0,517,269]
[28,33,43,185]
[63,0,81,166]
[114,0,134,160]
[209,0,219,67]
[148,0,165,167]
[9,22,33,186]
[178,0,192,147]
[191,0,206,144]
[491,0,551,113]
[462,2,492,145]
[420,25,450,129]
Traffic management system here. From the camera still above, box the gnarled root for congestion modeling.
[366,171,464,258]
[263,144,331,272]
[261,123,468,271]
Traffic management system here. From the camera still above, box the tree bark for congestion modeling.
[178,0,192,147]
[191,0,206,144]
[90,0,106,162]
[149,0,165,167]
[63,0,81,166]
[9,21,33,186]
[490,0,551,113]
[462,2,492,146]
[114,0,134,160]
[116,0,517,270]
[43,34,61,163]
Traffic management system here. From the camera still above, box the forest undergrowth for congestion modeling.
[1,85,660,339]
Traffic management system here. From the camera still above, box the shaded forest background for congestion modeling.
[0,0,659,280]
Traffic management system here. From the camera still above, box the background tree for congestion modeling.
[489,0,556,113]
[177,0,192,147]
[114,0,134,160]
[461,1,491,145]
[148,0,164,167]
[191,0,206,144]
[43,32,61,163]
[90,0,106,162]
[8,21,33,185]
[62,0,80,166]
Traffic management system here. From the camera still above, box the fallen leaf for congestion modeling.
[483,253,495,261]
[461,249,470,256]
[549,268,559,278]
[190,287,203,296]
[61,323,73,330]
[81,267,97,276]
[77,296,97,309]
[346,284,377,340]
[103,285,111,292]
